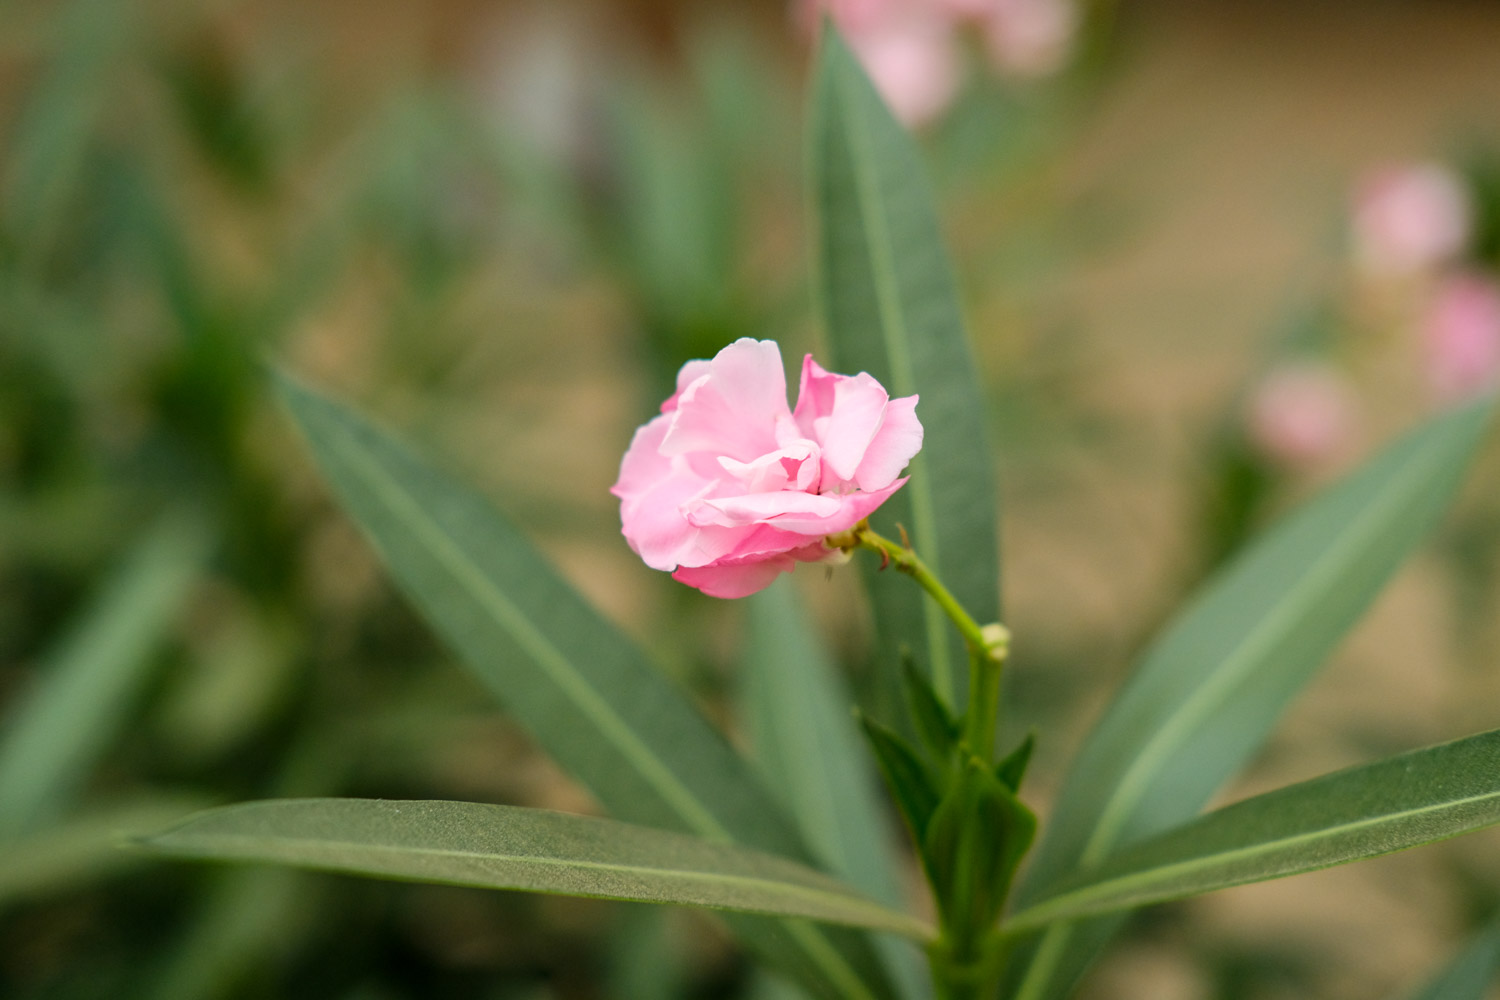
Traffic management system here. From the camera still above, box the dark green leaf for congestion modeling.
[1006,399,1493,1000]
[276,375,899,999]
[858,714,942,843]
[140,799,933,938]
[995,733,1035,793]
[1006,727,1500,933]
[901,654,957,763]
[922,760,1035,936]
[812,26,1000,711]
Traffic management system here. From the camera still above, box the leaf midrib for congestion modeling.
[1010,783,1500,932]
[836,64,952,703]
[1077,432,1454,868]
[328,423,729,843]
[151,831,931,937]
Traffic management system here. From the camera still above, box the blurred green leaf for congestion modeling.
[1005,398,1494,1000]
[0,514,208,838]
[1400,916,1500,1000]
[857,715,940,844]
[922,760,1034,940]
[1007,727,1500,931]
[743,580,906,910]
[900,656,957,764]
[743,580,927,998]
[276,375,903,999]
[0,796,205,907]
[141,798,933,937]
[811,27,1000,711]
[2,0,131,251]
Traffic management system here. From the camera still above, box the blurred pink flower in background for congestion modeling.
[983,0,1080,77]
[1352,163,1471,277]
[797,0,961,125]
[613,339,923,598]
[795,0,1078,125]
[1421,273,1500,401]
[1245,362,1357,467]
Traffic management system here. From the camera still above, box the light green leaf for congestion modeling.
[276,375,901,1000]
[1007,397,1494,1000]
[1006,727,1500,932]
[0,513,207,839]
[1400,917,1500,1000]
[743,579,929,998]
[811,27,1000,711]
[140,799,933,938]
[0,796,206,907]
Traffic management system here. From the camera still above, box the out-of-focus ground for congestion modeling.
[6,0,1500,997]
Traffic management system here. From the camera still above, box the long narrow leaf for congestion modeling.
[1007,397,1494,1000]
[276,375,900,1000]
[1401,918,1500,1000]
[743,580,928,997]
[0,514,207,838]
[811,27,1000,711]
[141,799,933,938]
[0,796,206,907]
[1006,727,1500,931]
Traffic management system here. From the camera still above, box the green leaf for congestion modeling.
[0,513,207,839]
[858,714,942,842]
[1400,917,1500,1000]
[140,799,933,938]
[1006,397,1494,1000]
[900,654,957,763]
[1005,727,1500,932]
[811,26,1000,710]
[276,375,900,1000]
[923,761,1035,937]
[995,733,1035,793]
[743,580,928,998]
[0,796,206,908]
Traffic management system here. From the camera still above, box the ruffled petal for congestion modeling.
[751,478,909,535]
[854,394,922,491]
[661,339,790,462]
[687,490,845,528]
[673,556,795,599]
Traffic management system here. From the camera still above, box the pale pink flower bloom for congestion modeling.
[613,339,923,598]
[1245,362,1357,467]
[1352,164,1471,277]
[983,0,1079,77]
[1422,273,1500,401]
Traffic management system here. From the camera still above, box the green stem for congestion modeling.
[833,524,1010,761]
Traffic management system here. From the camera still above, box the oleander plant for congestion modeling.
[134,27,1500,1000]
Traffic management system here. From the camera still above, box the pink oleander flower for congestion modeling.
[612,338,923,598]
[983,0,1079,77]
[1352,163,1471,277]
[795,0,961,126]
[1422,273,1500,402]
[1245,361,1357,467]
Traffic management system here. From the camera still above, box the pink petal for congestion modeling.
[854,394,922,491]
[819,373,891,482]
[673,556,796,599]
[660,359,712,413]
[611,414,675,499]
[687,490,845,529]
[755,478,908,535]
[661,339,790,462]
[793,355,839,431]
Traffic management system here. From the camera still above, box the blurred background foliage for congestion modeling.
[4,0,1500,998]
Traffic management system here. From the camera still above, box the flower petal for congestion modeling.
[661,339,789,462]
[854,394,922,491]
